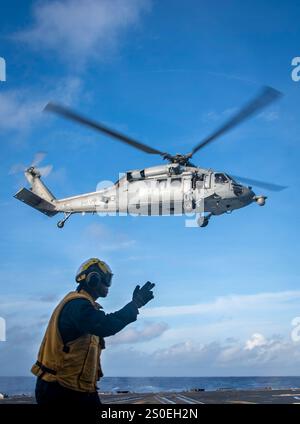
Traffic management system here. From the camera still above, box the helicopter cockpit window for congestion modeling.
[215,173,228,184]
[226,174,237,184]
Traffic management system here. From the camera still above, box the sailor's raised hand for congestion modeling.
[132,281,155,308]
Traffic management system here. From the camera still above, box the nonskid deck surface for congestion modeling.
[2,389,300,404]
[100,389,300,404]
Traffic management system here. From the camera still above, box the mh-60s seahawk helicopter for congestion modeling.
[14,86,286,228]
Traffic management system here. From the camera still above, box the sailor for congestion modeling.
[32,258,155,408]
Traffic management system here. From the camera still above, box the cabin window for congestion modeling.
[192,174,204,189]
[215,173,228,184]
[170,178,182,193]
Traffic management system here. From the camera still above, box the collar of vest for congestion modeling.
[77,289,103,310]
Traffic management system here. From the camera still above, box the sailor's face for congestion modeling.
[97,281,109,298]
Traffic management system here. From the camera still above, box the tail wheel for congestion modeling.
[197,215,210,228]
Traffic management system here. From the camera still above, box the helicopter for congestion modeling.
[14,86,287,228]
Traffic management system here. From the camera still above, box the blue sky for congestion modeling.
[0,0,300,377]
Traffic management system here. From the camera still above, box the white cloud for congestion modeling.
[1,291,300,376]
[202,107,237,123]
[109,321,168,344]
[0,77,81,132]
[259,110,279,122]
[202,104,279,126]
[105,334,300,376]
[208,71,258,85]
[245,333,267,350]
[0,90,43,131]
[14,0,150,64]
[156,334,300,371]
[84,223,136,251]
[0,296,58,318]
[143,290,300,318]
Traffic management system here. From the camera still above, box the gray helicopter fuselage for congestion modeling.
[53,163,256,216]
[14,87,282,228]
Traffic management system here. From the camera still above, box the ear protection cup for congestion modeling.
[86,271,102,288]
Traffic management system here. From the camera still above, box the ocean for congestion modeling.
[1,376,300,396]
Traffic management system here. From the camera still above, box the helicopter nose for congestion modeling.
[242,186,255,200]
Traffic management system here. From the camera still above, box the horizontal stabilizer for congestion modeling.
[14,187,57,217]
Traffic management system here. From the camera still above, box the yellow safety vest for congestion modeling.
[31,290,104,393]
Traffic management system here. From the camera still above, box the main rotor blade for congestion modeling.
[189,86,282,157]
[44,102,168,156]
[231,175,287,192]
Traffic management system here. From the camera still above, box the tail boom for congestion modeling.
[14,167,58,217]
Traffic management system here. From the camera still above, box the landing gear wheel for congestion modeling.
[56,212,73,229]
[202,219,209,228]
[197,214,211,228]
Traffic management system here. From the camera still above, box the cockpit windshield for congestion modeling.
[214,173,229,184]
[225,174,238,184]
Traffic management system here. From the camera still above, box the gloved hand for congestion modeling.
[132,281,155,308]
